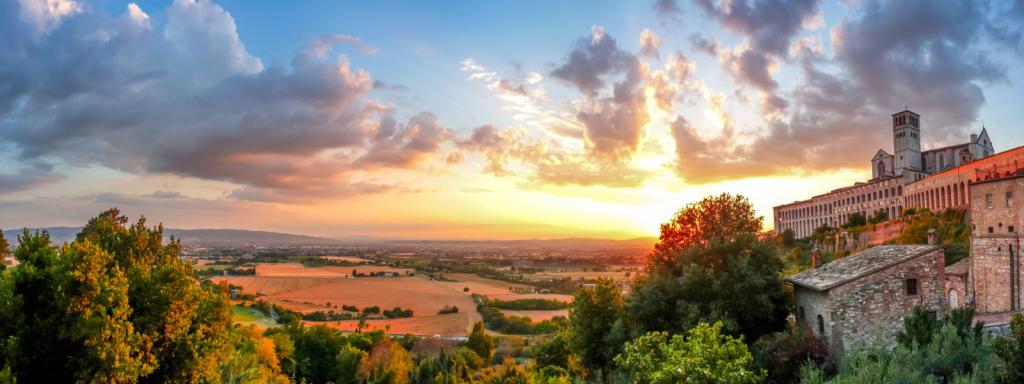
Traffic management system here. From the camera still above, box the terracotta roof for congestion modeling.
[946,257,969,276]
[787,245,939,291]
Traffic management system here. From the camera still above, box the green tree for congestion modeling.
[615,322,764,384]
[843,212,867,228]
[0,210,240,383]
[629,194,788,342]
[995,314,1024,382]
[568,279,625,381]
[467,321,495,365]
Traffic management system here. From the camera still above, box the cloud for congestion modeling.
[671,0,1014,183]
[357,112,453,168]
[651,0,682,19]
[639,28,661,57]
[144,190,186,199]
[0,0,449,198]
[689,32,720,56]
[0,163,62,194]
[693,0,821,119]
[550,26,634,96]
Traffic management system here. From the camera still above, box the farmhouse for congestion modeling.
[787,232,946,357]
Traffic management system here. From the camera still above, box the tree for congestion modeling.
[568,279,625,381]
[615,322,764,384]
[843,212,867,228]
[357,338,413,384]
[780,228,796,247]
[479,358,533,384]
[467,321,495,364]
[868,210,889,224]
[629,194,788,342]
[0,210,238,383]
[0,229,8,266]
[995,314,1024,382]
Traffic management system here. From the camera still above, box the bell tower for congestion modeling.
[892,109,921,175]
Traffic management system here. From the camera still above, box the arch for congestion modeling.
[877,161,886,177]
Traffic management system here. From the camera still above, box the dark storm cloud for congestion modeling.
[0,0,451,197]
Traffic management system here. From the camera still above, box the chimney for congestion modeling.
[927,229,938,246]
[812,248,821,269]
[971,133,978,143]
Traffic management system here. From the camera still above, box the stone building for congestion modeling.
[966,170,1024,313]
[787,239,946,357]
[774,108,1002,238]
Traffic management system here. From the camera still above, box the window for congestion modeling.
[817,315,825,336]
[986,194,993,208]
[989,227,995,234]
[906,279,918,296]
[798,306,805,320]
[1008,192,1014,208]
[1011,226,1016,233]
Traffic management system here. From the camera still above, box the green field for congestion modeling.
[231,305,277,327]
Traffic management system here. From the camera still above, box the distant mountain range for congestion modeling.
[2,227,344,247]
[2,227,655,250]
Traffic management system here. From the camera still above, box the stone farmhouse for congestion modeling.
[787,233,946,357]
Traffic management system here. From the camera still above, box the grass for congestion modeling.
[232,305,277,327]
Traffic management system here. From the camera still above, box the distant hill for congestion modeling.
[2,227,344,247]
[1,227,655,251]
[381,237,657,251]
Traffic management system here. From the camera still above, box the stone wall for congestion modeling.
[946,273,967,310]
[969,176,1024,314]
[794,286,830,339]
[825,248,946,356]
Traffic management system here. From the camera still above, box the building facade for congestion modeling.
[967,172,1024,313]
[774,109,997,238]
[788,243,946,357]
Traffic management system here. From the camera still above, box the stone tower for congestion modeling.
[892,109,922,175]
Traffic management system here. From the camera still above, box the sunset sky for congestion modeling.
[1,0,1023,240]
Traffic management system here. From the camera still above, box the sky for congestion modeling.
[1,0,1023,240]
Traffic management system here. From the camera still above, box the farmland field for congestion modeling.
[213,262,577,335]
[498,309,568,322]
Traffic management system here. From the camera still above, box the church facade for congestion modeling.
[774,109,996,238]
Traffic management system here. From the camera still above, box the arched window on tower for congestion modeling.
[878,161,886,177]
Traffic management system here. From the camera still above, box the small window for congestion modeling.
[798,306,806,320]
[1008,192,1015,208]
[986,194,993,208]
[817,315,825,336]
[1011,226,1016,233]
[906,279,918,296]
[989,227,995,234]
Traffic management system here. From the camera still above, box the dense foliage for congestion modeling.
[628,193,788,342]
[615,322,764,384]
[0,209,285,382]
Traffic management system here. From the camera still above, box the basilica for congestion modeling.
[774,109,996,238]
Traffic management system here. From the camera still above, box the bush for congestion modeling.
[753,325,833,384]
[438,305,460,314]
